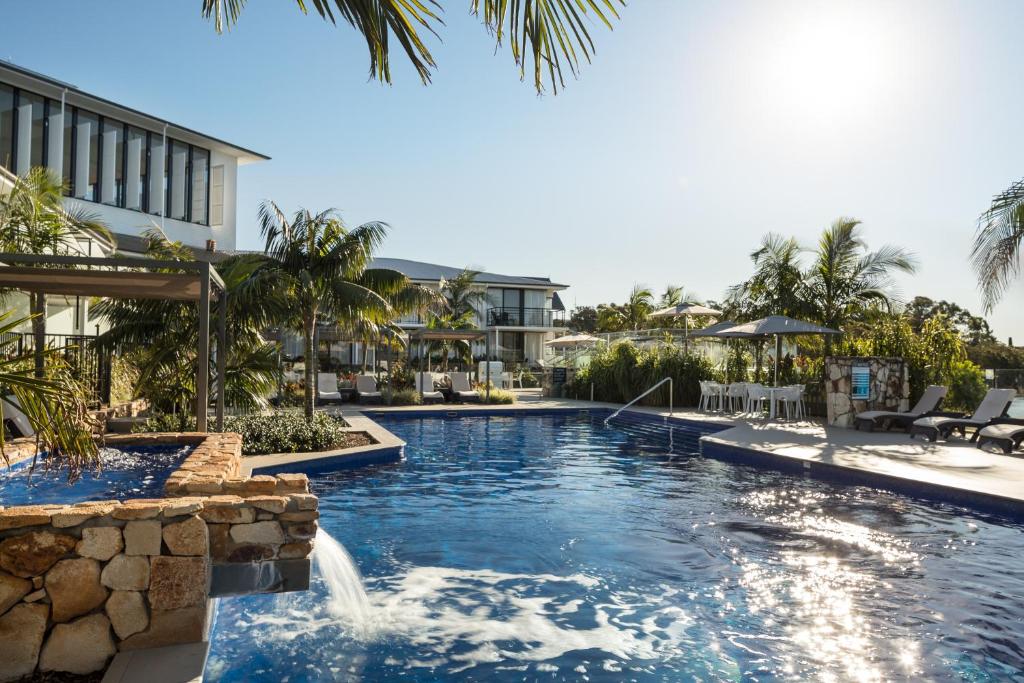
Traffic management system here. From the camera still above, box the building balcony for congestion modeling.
[486,307,563,328]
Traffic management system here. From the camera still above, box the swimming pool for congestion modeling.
[0,444,194,506]
[206,413,1024,681]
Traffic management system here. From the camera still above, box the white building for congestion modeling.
[0,61,267,336]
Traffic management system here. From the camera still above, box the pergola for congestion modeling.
[407,328,493,400]
[0,253,228,431]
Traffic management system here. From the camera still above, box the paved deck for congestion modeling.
[343,391,1024,513]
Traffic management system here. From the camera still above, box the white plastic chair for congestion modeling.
[726,383,747,412]
[775,386,803,420]
[699,381,718,412]
[746,384,770,416]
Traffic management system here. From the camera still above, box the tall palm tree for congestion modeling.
[805,218,916,357]
[730,233,807,319]
[0,167,112,375]
[597,285,653,331]
[424,269,484,370]
[971,179,1024,311]
[202,1,624,94]
[252,202,421,417]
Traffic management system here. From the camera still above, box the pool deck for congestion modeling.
[336,390,1024,514]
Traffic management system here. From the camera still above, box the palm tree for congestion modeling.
[202,1,624,94]
[252,202,421,417]
[971,179,1024,311]
[424,269,485,371]
[730,233,807,319]
[0,167,112,376]
[596,285,653,331]
[805,218,916,357]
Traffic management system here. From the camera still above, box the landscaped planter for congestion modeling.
[0,432,319,682]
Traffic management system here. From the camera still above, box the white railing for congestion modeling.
[604,376,673,425]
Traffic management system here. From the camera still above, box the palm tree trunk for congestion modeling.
[31,292,46,379]
[303,315,316,419]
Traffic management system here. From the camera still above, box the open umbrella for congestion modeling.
[688,320,749,338]
[545,333,601,348]
[649,303,723,343]
[714,316,841,385]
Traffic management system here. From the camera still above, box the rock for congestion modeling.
[0,570,32,614]
[111,501,163,520]
[246,496,287,514]
[148,556,208,610]
[46,558,109,623]
[230,521,285,545]
[162,498,204,518]
[199,505,255,524]
[278,541,313,560]
[208,524,230,561]
[101,554,150,591]
[0,602,48,681]
[23,588,46,602]
[162,516,209,556]
[279,511,320,522]
[286,522,317,540]
[39,613,116,674]
[227,545,274,562]
[105,590,149,640]
[0,505,52,532]
[124,520,162,555]
[289,494,319,511]
[275,473,309,492]
[0,530,77,577]
[242,475,278,495]
[76,526,124,561]
[119,605,208,651]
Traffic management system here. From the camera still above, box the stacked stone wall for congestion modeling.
[825,356,910,427]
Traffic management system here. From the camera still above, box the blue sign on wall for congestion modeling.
[851,364,871,400]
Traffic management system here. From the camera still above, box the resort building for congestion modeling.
[0,61,267,338]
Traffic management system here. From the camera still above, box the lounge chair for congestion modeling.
[2,396,33,438]
[909,388,1016,442]
[976,418,1024,454]
[854,385,948,432]
[416,373,445,404]
[318,373,343,403]
[355,375,383,404]
[449,372,481,403]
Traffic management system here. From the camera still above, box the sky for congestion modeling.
[4,1,1024,340]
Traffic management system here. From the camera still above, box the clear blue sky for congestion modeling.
[5,1,1024,340]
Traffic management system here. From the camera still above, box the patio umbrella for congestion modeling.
[688,320,750,338]
[715,316,842,386]
[649,303,723,344]
[545,333,601,348]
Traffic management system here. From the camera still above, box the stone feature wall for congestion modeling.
[825,356,910,428]
[0,433,318,682]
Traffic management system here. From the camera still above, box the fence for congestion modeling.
[0,332,112,407]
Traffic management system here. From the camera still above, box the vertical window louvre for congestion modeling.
[191,147,209,225]
[148,133,165,216]
[125,126,146,210]
[46,99,62,175]
[169,139,188,220]
[210,164,224,226]
[101,117,124,206]
[74,110,99,202]
[0,84,13,172]
[63,107,75,196]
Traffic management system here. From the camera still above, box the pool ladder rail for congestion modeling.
[604,377,673,426]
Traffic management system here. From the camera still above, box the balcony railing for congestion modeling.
[487,307,563,327]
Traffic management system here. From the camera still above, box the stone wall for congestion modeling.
[0,433,319,681]
[825,356,910,427]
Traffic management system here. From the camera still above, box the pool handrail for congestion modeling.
[605,377,673,425]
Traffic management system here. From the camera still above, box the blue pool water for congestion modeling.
[206,413,1024,682]
[0,445,193,506]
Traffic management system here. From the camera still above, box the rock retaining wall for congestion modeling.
[0,432,318,682]
[825,356,910,428]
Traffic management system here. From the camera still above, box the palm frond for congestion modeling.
[972,179,1024,311]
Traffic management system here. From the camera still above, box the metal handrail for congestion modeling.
[604,376,673,425]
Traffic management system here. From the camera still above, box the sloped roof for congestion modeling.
[368,257,567,289]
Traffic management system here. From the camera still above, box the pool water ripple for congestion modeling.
[206,414,1024,682]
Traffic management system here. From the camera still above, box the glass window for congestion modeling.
[62,108,74,195]
[148,134,164,215]
[17,91,45,174]
[502,289,522,309]
[125,127,146,211]
[74,110,99,201]
[168,139,188,220]
[210,164,224,225]
[46,100,62,175]
[190,147,209,225]
[0,84,13,172]
[101,118,124,206]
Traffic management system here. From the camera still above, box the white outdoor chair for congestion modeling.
[449,372,482,403]
[746,384,770,416]
[500,372,513,389]
[512,370,525,389]
[355,375,382,404]
[726,383,748,412]
[2,396,34,438]
[775,386,803,420]
[415,373,444,404]
[317,373,343,402]
[698,381,718,412]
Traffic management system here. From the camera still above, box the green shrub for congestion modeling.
[132,411,196,433]
[945,359,988,413]
[383,387,422,406]
[570,341,720,407]
[478,388,516,404]
[223,412,350,455]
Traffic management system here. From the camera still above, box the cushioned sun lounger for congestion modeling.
[976,418,1024,454]
[318,373,343,402]
[854,385,948,432]
[355,375,383,404]
[910,388,1016,442]
[448,372,481,403]
[416,373,445,404]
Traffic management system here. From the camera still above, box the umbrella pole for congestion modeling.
[774,334,781,387]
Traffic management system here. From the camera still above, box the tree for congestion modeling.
[202,0,625,94]
[971,179,1024,311]
[730,233,807,320]
[805,218,916,357]
[905,296,995,346]
[568,306,598,333]
[0,168,111,376]
[595,285,653,332]
[426,269,485,371]
[252,203,417,417]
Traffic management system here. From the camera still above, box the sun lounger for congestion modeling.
[976,418,1024,454]
[416,373,445,404]
[355,375,383,404]
[449,372,481,403]
[855,385,948,432]
[910,388,1016,442]
[2,395,33,438]
[318,373,343,403]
